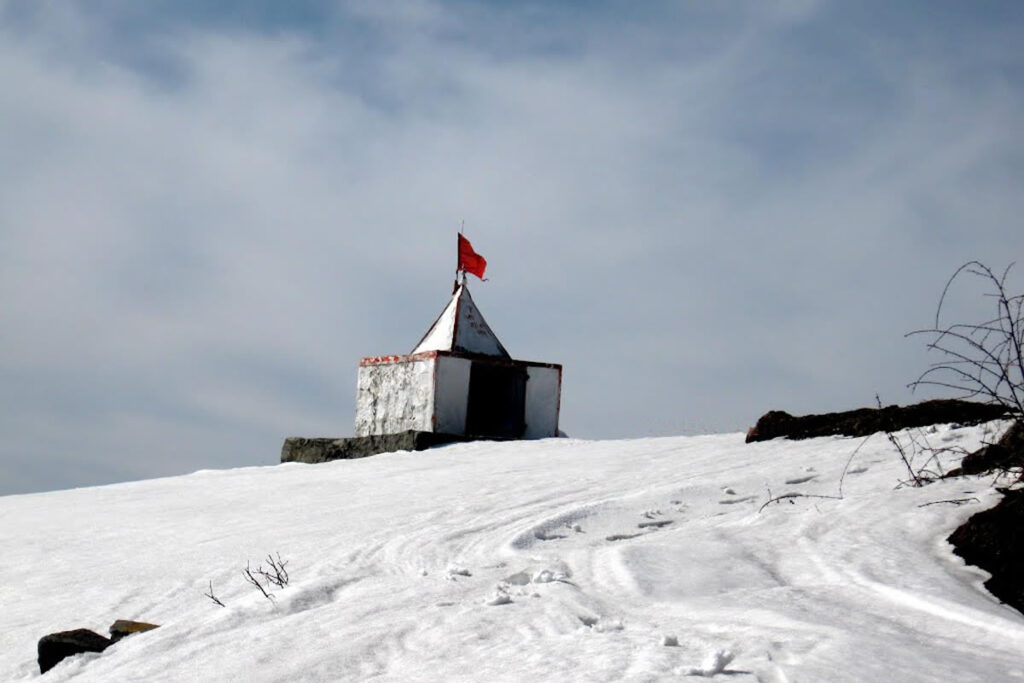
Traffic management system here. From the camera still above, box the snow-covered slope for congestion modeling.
[2,424,1023,682]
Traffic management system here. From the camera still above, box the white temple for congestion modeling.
[355,283,562,440]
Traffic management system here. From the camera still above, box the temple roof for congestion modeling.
[411,283,510,358]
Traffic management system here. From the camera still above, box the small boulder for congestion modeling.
[38,629,111,674]
[109,619,160,643]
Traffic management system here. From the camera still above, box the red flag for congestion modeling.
[458,234,487,280]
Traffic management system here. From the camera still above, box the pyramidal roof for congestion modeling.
[412,283,510,358]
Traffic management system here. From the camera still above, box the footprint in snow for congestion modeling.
[718,495,757,505]
[637,519,673,529]
[446,566,472,581]
[684,649,735,677]
[503,567,573,586]
[532,568,572,584]
[578,615,623,632]
[784,475,817,485]
[484,587,512,606]
[606,519,674,541]
[847,466,869,475]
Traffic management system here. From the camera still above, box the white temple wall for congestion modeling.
[524,365,561,438]
[433,355,472,434]
[355,358,435,436]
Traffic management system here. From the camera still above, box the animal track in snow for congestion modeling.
[783,475,817,485]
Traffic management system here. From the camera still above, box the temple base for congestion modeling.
[280,431,478,464]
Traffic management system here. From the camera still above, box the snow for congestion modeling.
[2,422,1023,681]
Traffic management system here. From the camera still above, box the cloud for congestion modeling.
[1,0,1023,494]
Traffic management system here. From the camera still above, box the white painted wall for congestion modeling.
[355,354,561,440]
[524,366,561,438]
[355,358,435,436]
[433,355,472,434]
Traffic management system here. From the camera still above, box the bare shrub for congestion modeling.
[256,552,290,588]
[242,553,291,601]
[204,552,292,607]
[908,261,1024,417]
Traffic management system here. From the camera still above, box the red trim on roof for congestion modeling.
[359,351,439,366]
[360,350,561,370]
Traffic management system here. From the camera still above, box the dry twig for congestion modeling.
[204,580,226,607]
[243,562,276,601]
[917,497,981,508]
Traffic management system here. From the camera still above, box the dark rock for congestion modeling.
[109,619,159,643]
[38,629,111,674]
[951,420,1024,477]
[948,487,1024,615]
[745,399,1011,443]
[281,430,477,464]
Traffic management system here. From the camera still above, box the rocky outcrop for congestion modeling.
[745,399,1011,443]
[38,629,112,674]
[281,430,475,464]
[948,488,1024,615]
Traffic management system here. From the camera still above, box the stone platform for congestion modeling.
[281,430,476,464]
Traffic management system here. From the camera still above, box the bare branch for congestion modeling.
[243,562,275,601]
[917,497,981,508]
[255,553,290,588]
[909,261,1024,418]
[758,488,842,513]
[838,433,875,499]
[204,581,226,607]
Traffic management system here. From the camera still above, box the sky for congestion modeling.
[1,0,1023,495]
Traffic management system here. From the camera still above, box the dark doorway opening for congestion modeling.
[466,362,527,438]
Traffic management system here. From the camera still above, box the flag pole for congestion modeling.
[454,225,463,293]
